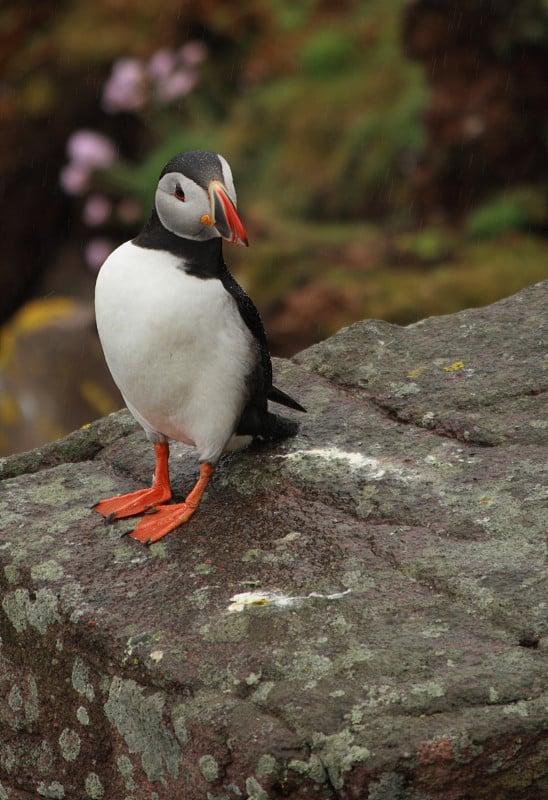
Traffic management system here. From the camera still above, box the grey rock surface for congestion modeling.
[0,281,546,799]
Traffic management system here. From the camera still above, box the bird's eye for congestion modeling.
[174,183,185,201]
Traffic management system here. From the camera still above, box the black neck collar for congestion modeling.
[132,209,225,277]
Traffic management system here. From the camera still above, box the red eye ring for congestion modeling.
[174,183,185,201]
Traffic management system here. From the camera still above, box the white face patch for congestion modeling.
[155,172,220,241]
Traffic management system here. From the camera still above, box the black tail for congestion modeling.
[259,411,300,441]
[236,406,301,441]
[268,385,306,413]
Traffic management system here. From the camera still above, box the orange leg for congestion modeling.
[129,462,215,545]
[94,442,172,521]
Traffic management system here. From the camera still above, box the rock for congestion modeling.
[0,282,546,800]
[0,297,122,456]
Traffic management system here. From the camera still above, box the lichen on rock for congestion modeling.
[0,283,546,799]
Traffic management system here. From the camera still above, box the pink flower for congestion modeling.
[155,69,197,102]
[59,162,90,196]
[178,41,208,67]
[102,58,147,113]
[85,238,114,271]
[83,195,112,227]
[67,130,118,169]
[147,49,177,80]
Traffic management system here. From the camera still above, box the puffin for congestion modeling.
[94,150,305,544]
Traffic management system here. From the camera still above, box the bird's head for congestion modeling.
[154,150,248,247]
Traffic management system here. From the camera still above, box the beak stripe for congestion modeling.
[208,181,249,246]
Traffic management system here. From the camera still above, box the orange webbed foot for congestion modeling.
[129,502,197,544]
[94,484,172,521]
[129,461,215,545]
[94,441,171,522]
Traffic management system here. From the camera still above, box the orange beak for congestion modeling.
[207,180,248,246]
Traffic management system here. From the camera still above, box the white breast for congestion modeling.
[95,241,258,462]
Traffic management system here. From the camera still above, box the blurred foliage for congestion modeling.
[491,0,548,52]
[393,228,456,263]
[224,2,427,221]
[1,0,547,336]
[229,223,548,348]
[83,0,429,226]
[299,30,358,76]
[466,186,548,239]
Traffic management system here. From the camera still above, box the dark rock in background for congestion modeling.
[0,282,546,799]
[0,297,121,454]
